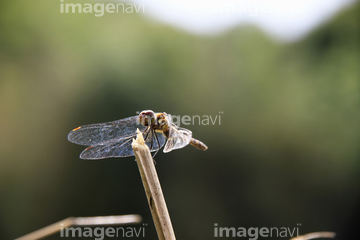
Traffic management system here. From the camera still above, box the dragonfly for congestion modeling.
[67,110,208,159]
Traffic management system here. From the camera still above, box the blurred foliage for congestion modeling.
[0,0,359,239]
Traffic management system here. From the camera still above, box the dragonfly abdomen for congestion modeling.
[190,138,208,151]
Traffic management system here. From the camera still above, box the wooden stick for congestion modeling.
[15,214,142,240]
[132,129,176,240]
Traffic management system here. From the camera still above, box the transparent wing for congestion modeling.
[68,115,146,146]
[80,131,166,159]
[80,136,135,159]
[163,124,192,153]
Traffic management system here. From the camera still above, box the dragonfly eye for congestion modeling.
[139,110,156,126]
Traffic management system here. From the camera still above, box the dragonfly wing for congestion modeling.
[163,125,192,153]
[144,130,166,151]
[80,136,136,159]
[68,115,146,146]
[79,130,166,159]
[163,137,176,153]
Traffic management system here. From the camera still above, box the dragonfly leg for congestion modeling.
[154,130,161,149]
[152,149,160,159]
[149,129,155,150]
[143,127,150,141]
[151,130,161,159]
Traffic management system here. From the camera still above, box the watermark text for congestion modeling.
[60,0,145,17]
[60,223,147,239]
[214,223,302,239]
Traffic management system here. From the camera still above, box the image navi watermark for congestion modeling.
[60,0,145,17]
[136,111,224,127]
[60,223,147,239]
[169,112,223,127]
[214,223,302,239]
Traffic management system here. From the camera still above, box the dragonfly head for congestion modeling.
[139,110,156,126]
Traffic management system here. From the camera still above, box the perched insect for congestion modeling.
[67,110,208,159]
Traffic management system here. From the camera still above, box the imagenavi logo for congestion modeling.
[135,111,224,127]
[214,223,302,239]
[60,0,145,17]
[60,223,147,239]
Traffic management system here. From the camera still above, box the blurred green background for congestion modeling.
[0,1,359,239]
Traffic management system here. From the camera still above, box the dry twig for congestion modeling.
[132,129,176,240]
[290,231,336,240]
[15,214,142,240]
